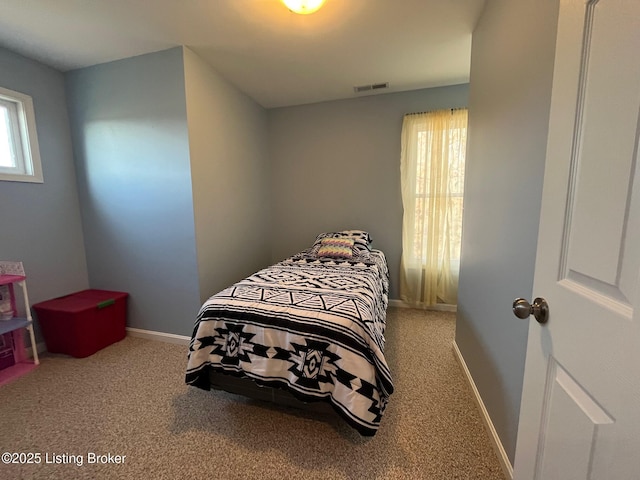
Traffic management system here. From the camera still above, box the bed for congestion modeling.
[185,231,394,436]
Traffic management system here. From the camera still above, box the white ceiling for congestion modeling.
[0,0,486,108]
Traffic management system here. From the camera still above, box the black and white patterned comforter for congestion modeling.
[185,249,393,436]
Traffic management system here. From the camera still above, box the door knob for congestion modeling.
[513,297,549,324]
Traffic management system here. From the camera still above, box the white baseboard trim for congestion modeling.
[126,327,191,346]
[452,341,513,480]
[388,299,457,312]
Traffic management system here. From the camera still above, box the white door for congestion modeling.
[513,0,640,479]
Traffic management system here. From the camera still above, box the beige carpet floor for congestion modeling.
[1,308,506,480]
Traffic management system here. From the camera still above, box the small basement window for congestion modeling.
[0,86,43,183]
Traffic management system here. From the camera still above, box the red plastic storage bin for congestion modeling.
[32,289,128,358]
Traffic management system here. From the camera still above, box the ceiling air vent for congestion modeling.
[354,82,389,93]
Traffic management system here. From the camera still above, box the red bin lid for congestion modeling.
[32,289,128,314]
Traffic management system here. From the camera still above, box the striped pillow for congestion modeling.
[316,237,354,259]
[339,230,372,252]
[313,230,373,253]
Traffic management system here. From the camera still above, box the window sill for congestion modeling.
[0,172,43,183]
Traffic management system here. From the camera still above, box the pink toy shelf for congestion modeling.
[0,261,39,386]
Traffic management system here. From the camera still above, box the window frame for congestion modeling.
[0,86,43,183]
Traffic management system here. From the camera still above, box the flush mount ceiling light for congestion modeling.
[281,0,325,15]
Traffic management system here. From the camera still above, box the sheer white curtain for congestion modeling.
[400,108,468,307]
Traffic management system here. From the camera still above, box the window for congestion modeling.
[400,108,468,307]
[0,86,43,183]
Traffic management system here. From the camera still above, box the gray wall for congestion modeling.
[65,48,201,336]
[183,48,271,302]
[455,0,559,464]
[0,47,89,338]
[268,85,468,300]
